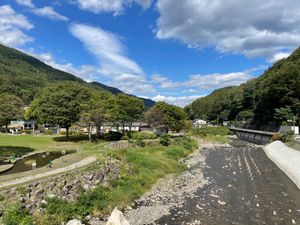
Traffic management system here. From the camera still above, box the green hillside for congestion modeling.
[186,48,300,124]
[0,44,155,108]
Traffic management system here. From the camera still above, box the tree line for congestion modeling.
[0,81,187,139]
[185,47,300,126]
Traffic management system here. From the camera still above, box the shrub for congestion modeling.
[272,133,282,141]
[281,131,294,143]
[104,131,123,141]
[173,136,197,150]
[160,134,170,146]
[2,203,34,225]
[131,132,156,140]
[21,130,32,134]
[44,130,54,135]
[59,131,76,136]
[126,131,137,139]
[135,138,145,147]
[121,135,129,140]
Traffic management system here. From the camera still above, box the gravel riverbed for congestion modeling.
[91,141,230,225]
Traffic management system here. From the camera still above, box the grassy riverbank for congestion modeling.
[192,126,231,144]
[1,135,198,225]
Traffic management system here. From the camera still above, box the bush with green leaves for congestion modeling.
[160,134,170,146]
[104,131,123,141]
[121,135,129,140]
[2,203,34,225]
[21,130,32,134]
[173,136,197,151]
[131,132,156,140]
[281,131,294,143]
[135,138,146,147]
[43,130,54,135]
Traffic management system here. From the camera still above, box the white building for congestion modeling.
[193,119,207,128]
[8,120,35,133]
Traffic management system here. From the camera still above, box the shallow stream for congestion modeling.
[0,151,74,176]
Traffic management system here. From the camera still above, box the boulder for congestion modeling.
[66,219,82,225]
[106,208,130,225]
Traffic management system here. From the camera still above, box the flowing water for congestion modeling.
[157,140,300,225]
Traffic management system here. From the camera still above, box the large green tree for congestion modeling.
[0,94,24,131]
[146,102,187,132]
[112,94,145,132]
[26,82,90,138]
[81,91,112,141]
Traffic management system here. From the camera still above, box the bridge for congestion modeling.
[229,127,276,145]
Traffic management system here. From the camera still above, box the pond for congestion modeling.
[0,150,75,176]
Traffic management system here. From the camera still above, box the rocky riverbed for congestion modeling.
[90,141,230,225]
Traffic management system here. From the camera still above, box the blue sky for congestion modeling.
[1,0,299,106]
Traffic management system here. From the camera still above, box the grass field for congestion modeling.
[0,134,100,158]
[0,134,199,225]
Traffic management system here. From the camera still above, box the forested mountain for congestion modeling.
[89,81,155,108]
[0,44,155,108]
[186,47,300,124]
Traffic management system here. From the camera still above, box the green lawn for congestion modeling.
[0,134,100,158]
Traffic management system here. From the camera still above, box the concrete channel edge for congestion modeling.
[264,141,300,189]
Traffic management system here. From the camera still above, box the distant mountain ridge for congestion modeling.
[0,44,155,108]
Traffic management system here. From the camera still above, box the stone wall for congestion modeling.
[0,159,121,221]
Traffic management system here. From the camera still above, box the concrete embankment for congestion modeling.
[264,141,300,189]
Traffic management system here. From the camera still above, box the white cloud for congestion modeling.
[186,72,252,90]
[73,0,152,15]
[156,0,300,60]
[151,72,252,91]
[151,74,181,89]
[16,0,34,8]
[152,95,204,107]
[32,6,69,21]
[15,0,69,21]
[69,23,144,76]
[0,5,33,47]
[269,52,291,63]
[110,73,156,94]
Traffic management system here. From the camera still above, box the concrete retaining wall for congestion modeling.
[236,131,272,145]
[264,141,300,189]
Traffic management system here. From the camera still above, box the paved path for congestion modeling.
[0,157,96,189]
[157,141,300,225]
[0,164,13,173]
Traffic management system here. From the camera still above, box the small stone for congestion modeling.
[41,200,48,206]
[83,184,90,191]
[19,197,26,203]
[83,215,91,222]
[106,208,130,225]
[66,219,82,225]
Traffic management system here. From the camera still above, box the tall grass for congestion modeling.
[192,126,231,143]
